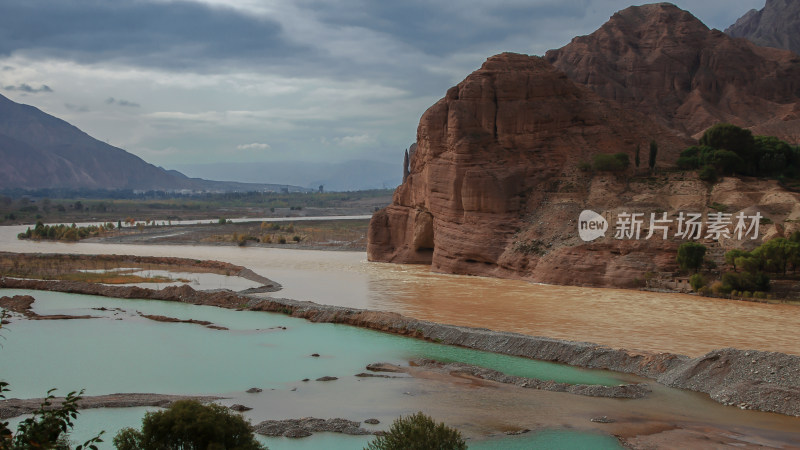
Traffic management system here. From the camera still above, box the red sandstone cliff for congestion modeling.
[367,52,800,288]
[367,53,695,285]
[545,3,800,144]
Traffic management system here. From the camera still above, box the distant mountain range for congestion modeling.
[726,0,800,55]
[0,93,308,192]
[173,160,401,192]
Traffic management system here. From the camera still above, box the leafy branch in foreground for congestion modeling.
[365,412,466,450]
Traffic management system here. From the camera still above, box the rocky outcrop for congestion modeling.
[545,3,800,143]
[5,278,798,416]
[367,52,691,281]
[726,0,800,56]
[253,417,371,438]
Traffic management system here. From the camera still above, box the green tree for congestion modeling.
[365,412,466,450]
[752,238,800,276]
[711,149,745,175]
[699,123,756,168]
[754,135,794,176]
[635,144,641,168]
[724,249,749,271]
[677,242,706,273]
[113,400,265,450]
[648,140,658,171]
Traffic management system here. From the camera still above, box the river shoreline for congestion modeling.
[2,277,798,419]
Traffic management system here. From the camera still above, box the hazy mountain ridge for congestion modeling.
[173,160,401,192]
[725,0,800,55]
[0,94,307,192]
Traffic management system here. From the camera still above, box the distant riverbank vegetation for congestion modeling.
[18,221,115,241]
[0,189,392,225]
[677,232,800,301]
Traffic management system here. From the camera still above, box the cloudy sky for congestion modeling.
[0,0,766,175]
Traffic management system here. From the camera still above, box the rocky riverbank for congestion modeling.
[1,277,798,417]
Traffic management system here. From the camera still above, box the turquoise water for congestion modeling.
[468,430,623,449]
[1,289,630,449]
[0,289,628,398]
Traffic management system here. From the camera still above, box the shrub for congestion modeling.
[710,281,727,296]
[365,412,466,450]
[592,153,630,172]
[113,400,264,450]
[689,273,706,291]
[577,161,592,172]
[278,237,287,244]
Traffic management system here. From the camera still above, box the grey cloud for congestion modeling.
[298,0,591,56]
[0,0,764,100]
[3,83,53,93]
[64,103,89,112]
[0,0,311,72]
[106,97,140,108]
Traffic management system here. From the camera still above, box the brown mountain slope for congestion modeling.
[726,0,800,55]
[0,94,308,192]
[545,3,800,144]
[367,53,695,282]
[0,93,197,190]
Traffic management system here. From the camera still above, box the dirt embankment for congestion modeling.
[0,294,97,320]
[0,393,221,420]
[2,278,798,417]
[0,252,281,291]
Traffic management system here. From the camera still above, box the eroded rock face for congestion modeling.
[545,3,800,143]
[726,0,800,56]
[367,52,691,284]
